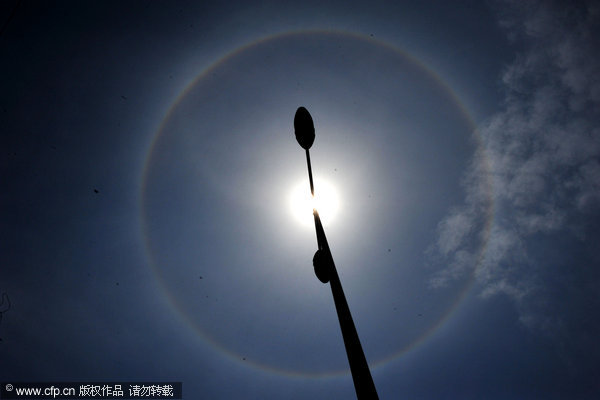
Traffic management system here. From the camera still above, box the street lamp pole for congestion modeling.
[294,106,379,400]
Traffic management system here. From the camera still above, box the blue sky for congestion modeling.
[1,1,599,399]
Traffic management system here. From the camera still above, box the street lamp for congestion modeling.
[294,106,379,400]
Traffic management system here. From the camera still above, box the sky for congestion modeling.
[1,1,599,399]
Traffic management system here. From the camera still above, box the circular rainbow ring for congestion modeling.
[140,29,495,379]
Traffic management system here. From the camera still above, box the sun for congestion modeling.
[289,178,340,227]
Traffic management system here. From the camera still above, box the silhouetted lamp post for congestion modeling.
[294,106,379,400]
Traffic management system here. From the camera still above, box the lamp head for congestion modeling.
[294,106,315,150]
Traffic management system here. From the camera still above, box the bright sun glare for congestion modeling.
[289,179,340,227]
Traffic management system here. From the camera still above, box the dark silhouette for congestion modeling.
[293,106,315,150]
[294,107,378,400]
[294,106,316,196]
[312,249,330,284]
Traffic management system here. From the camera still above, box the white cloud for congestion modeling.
[430,0,600,361]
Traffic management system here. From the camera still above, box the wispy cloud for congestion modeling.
[430,0,600,362]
